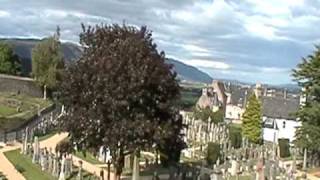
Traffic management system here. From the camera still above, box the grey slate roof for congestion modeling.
[226,84,251,106]
[261,96,300,120]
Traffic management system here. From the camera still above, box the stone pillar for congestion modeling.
[77,160,83,180]
[303,148,307,170]
[59,155,66,180]
[32,136,40,163]
[132,153,140,180]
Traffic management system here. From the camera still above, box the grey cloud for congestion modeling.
[0,0,318,84]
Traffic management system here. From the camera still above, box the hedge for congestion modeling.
[207,142,221,166]
[278,138,290,158]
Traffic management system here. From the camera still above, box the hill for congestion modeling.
[166,58,213,83]
[1,38,213,83]
[0,38,82,76]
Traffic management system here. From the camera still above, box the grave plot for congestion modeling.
[0,92,52,131]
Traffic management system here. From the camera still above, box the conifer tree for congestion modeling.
[242,94,262,144]
[293,46,320,163]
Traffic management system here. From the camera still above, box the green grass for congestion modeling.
[4,149,55,180]
[0,105,17,117]
[0,92,52,131]
[38,132,57,141]
[4,149,97,180]
[74,151,104,164]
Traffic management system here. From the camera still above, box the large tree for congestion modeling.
[32,28,64,98]
[293,46,320,164]
[58,24,184,179]
[0,42,21,75]
[242,94,262,144]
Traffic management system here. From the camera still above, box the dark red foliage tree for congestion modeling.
[58,23,184,179]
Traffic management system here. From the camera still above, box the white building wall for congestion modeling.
[263,116,301,143]
[225,104,244,123]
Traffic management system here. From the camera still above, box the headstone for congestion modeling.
[40,150,46,171]
[32,136,40,163]
[22,127,29,154]
[48,151,53,173]
[230,160,239,176]
[52,154,60,177]
[255,158,264,180]
[124,154,131,171]
[269,163,276,180]
[132,153,140,180]
[303,148,307,170]
[77,160,83,180]
[210,169,223,180]
[59,155,66,180]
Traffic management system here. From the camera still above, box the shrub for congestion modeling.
[15,164,25,173]
[278,138,290,158]
[229,125,242,149]
[206,142,220,166]
[56,138,73,154]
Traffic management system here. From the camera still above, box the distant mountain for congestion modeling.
[166,58,213,83]
[0,38,82,76]
[1,38,213,83]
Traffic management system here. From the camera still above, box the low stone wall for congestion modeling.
[0,74,42,97]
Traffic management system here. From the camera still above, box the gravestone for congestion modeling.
[32,136,40,163]
[132,154,140,180]
[77,160,83,180]
[59,155,66,180]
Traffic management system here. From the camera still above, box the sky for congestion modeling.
[0,0,319,84]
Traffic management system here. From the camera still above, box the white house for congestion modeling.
[261,96,301,143]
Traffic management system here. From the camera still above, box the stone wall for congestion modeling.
[0,74,42,97]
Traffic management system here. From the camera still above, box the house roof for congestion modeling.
[226,84,251,106]
[261,96,300,120]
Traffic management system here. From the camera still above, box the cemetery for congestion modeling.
[0,91,52,131]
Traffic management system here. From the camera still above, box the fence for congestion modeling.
[0,104,63,143]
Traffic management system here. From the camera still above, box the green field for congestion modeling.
[4,149,96,180]
[0,92,52,130]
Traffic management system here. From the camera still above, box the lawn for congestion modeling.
[38,132,57,141]
[4,149,97,180]
[0,92,52,131]
[4,149,55,180]
[74,151,105,164]
[0,105,16,117]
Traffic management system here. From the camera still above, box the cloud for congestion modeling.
[0,10,10,17]
[0,0,318,84]
[181,59,231,70]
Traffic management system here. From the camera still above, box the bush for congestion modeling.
[14,164,25,173]
[56,138,73,154]
[278,138,290,158]
[206,142,220,166]
[229,125,242,149]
